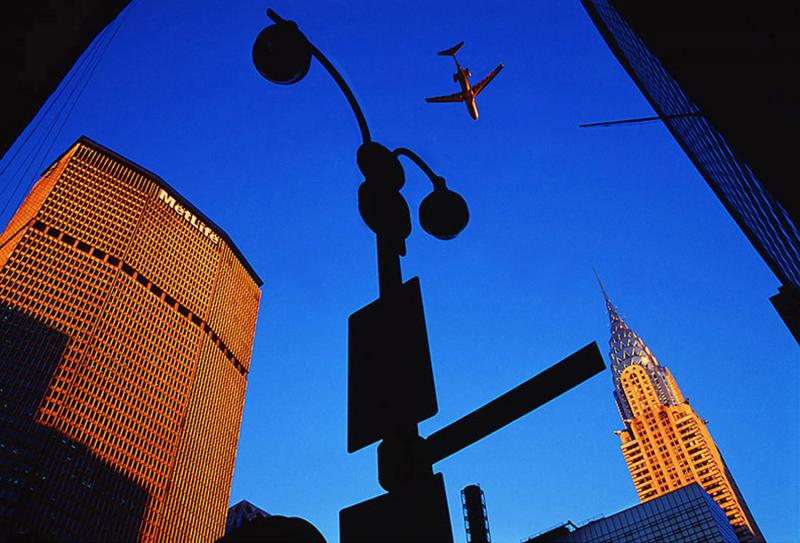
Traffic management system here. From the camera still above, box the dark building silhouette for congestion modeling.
[461,485,490,543]
[226,500,271,536]
[524,483,738,543]
[2,1,131,159]
[581,0,800,343]
[0,304,149,541]
[0,137,262,541]
[220,500,326,543]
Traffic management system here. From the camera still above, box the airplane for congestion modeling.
[425,41,503,120]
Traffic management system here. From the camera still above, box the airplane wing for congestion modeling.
[471,64,504,97]
[425,92,465,103]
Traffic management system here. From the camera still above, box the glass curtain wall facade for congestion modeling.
[0,137,262,541]
[525,483,739,543]
[598,283,763,543]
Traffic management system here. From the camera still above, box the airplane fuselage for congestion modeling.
[454,66,480,120]
[426,42,502,120]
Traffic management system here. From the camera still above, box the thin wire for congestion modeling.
[579,112,702,128]
[0,13,104,182]
[0,6,128,221]
[0,40,101,220]
[0,34,105,220]
[0,24,105,217]
[0,51,85,178]
[33,6,129,179]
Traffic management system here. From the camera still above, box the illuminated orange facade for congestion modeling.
[0,137,261,541]
[600,284,763,543]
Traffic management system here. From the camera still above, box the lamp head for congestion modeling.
[252,16,311,85]
[419,180,469,240]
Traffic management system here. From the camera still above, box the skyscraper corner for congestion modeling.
[0,136,262,541]
[581,0,800,344]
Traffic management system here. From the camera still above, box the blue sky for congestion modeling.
[2,1,797,541]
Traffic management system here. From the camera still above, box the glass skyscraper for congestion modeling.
[525,483,739,543]
[0,137,262,541]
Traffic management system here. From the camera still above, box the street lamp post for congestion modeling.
[252,9,606,542]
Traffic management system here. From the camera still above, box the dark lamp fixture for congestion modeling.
[252,11,311,85]
[419,179,469,240]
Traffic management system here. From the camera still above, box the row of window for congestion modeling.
[30,219,246,376]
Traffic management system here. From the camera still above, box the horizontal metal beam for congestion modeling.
[426,342,605,465]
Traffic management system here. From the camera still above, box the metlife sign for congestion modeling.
[157,189,220,244]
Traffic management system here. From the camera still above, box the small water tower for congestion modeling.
[461,484,490,543]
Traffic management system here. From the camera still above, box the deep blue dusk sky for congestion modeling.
[2,1,798,541]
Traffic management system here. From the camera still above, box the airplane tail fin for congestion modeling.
[437,41,464,57]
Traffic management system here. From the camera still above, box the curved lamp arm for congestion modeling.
[268,9,371,145]
[392,148,446,190]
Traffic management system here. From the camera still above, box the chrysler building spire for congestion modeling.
[595,272,683,422]
[597,278,764,543]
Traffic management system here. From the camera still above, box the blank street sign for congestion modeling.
[347,277,438,453]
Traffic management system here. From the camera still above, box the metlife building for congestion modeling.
[0,137,262,542]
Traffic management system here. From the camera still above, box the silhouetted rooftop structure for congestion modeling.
[220,501,326,543]
[226,500,271,535]
[461,485,491,543]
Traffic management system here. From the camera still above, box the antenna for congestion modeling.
[593,268,610,304]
